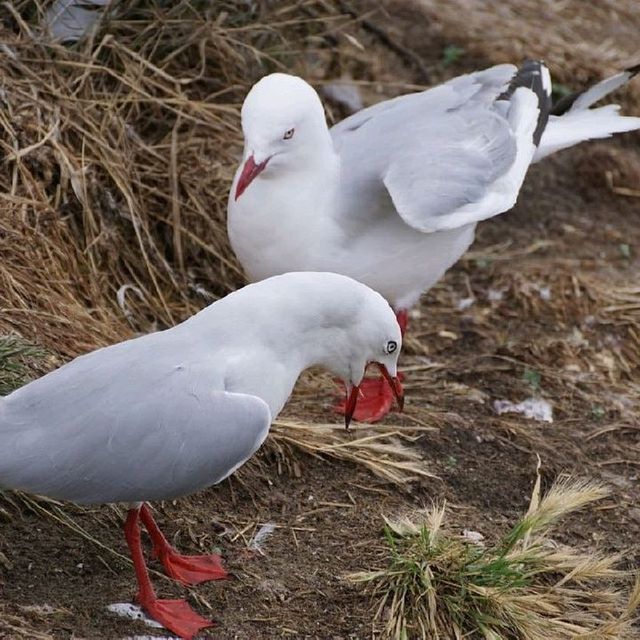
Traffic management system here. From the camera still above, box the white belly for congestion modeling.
[230,203,475,311]
[336,219,477,309]
[228,166,476,310]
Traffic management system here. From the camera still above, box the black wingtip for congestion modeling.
[550,93,577,117]
[497,59,552,146]
[626,63,640,78]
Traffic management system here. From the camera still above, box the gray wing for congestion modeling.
[331,64,540,233]
[0,333,271,505]
[331,64,516,139]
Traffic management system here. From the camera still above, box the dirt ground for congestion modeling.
[1,2,640,639]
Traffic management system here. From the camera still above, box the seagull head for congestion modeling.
[257,272,404,429]
[339,306,404,430]
[213,273,404,427]
[234,73,329,201]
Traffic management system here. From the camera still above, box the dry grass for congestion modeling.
[410,0,640,107]
[348,473,640,639]
[0,0,369,356]
[267,419,436,484]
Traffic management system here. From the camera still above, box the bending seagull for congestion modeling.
[228,61,640,423]
[0,272,402,640]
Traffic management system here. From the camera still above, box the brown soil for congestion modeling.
[1,2,640,639]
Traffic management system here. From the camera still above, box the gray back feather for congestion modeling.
[331,64,526,232]
[0,329,271,504]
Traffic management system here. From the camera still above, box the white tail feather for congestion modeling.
[570,70,635,111]
[535,106,640,161]
[534,69,640,162]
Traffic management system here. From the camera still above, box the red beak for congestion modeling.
[235,154,269,200]
[343,364,404,430]
[377,363,404,413]
[344,384,360,430]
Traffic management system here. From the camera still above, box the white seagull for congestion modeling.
[228,60,640,422]
[0,272,402,640]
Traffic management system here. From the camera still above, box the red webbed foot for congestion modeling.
[139,504,229,585]
[137,594,215,640]
[155,548,229,586]
[125,506,219,639]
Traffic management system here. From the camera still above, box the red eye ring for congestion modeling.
[283,128,295,140]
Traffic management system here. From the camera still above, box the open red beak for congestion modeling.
[343,364,404,429]
[234,154,269,200]
[377,363,404,413]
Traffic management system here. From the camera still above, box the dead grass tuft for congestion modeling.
[266,420,436,484]
[348,473,639,639]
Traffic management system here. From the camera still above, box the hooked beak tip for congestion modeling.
[377,363,404,413]
[344,384,360,430]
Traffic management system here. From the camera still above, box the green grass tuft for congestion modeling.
[442,44,464,67]
[348,476,639,639]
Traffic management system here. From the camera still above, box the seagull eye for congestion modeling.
[283,128,295,140]
[385,340,398,354]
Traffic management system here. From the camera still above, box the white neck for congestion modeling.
[228,143,342,282]
[220,323,347,417]
[180,277,363,417]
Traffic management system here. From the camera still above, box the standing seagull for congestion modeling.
[0,272,402,640]
[228,61,640,422]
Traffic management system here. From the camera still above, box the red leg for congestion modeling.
[139,504,228,586]
[396,309,409,337]
[123,507,215,640]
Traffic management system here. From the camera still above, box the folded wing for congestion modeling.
[332,62,550,233]
[0,336,271,505]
